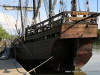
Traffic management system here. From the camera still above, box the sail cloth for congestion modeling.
[36,0,43,18]
[35,0,58,18]
[51,0,58,11]
[1,6,33,11]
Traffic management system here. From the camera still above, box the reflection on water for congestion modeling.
[81,41,100,75]
[31,41,100,75]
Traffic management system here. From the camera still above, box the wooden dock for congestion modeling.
[0,55,30,75]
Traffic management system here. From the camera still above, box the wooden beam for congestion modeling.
[72,12,89,15]
[70,17,91,21]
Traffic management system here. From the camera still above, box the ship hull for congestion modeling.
[14,22,97,71]
[16,38,94,71]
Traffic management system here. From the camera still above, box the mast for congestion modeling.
[33,0,36,24]
[49,0,52,17]
[71,0,77,11]
[49,0,52,28]
[19,0,24,34]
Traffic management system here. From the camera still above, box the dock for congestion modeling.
[0,55,30,75]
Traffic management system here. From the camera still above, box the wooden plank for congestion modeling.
[64,11,97,14]
[61,24,98,38]
[25,26,61,40]
[72,12,89,15]
[62,24,97,29]
[70,17,91,21]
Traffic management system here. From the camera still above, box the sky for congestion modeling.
[0,0,100,35]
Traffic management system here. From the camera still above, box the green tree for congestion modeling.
[0,25,8,39]
[0,24,17,40]
[97,29,100,40]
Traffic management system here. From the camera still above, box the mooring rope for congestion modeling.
[27,56,53,73]
[18,39,33,57]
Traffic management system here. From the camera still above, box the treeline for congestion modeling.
[97,29,100,40]
[0,25,17,41]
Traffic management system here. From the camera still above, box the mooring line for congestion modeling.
[27,56,53,73]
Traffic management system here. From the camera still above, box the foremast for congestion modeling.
[19,0,24,34]
[33,0,36,24]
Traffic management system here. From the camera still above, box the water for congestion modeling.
[80,41,100,75]
[31,41,100,75]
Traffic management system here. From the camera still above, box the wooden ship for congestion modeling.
[2,0,100,72]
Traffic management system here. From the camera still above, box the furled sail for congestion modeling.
[1,6,33,11]
[51,0,58,11]
[36,0,43,18]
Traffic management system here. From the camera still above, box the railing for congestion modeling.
[25,12,64,36]
[25,11,98,36]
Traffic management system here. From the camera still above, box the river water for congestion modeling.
[80,41,100,75]
[30,41,100,75]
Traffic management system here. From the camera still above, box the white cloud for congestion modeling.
[0,12,21,34]
[0,13,21,29]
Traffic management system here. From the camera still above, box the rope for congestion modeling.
[0,4,18,35]
[83,0,86,11]
[60,13,100,36]
[78,0,81,11]
[3,0,32,29]
[18,39,33,57]
[97,0,98,13]
[27,56,53,73]
[0,3,13,35]
[9,0,17,4]
[66,0,67,11]
[43,0,49,18]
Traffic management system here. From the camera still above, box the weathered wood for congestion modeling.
[63,11,97,15]
[26,25,61,40]
[72,11,89,15]
[70,17,91,21]
[61,24,97,38]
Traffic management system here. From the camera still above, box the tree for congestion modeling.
[0,24,17,40]
[97,29,100,40]
[0,25,8,39]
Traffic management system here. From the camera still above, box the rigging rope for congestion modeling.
[97,0,98,13]
[0,5,16,35]
[0,5,12,34]
[28,56,53,73]
[9,0,17,4]
[18,39,33,57]
[43,0,49,18]
[59,0,67,12]
[78,0,81,11]
[3,0,32,32]
[83,0,86,11]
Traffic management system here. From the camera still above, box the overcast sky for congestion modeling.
[0,0,100,35]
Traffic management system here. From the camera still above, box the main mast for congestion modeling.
[33,0,36,24]
[71,0,77,11]
[49,0,52,28]
[19,0,24,34]
[49,0,52,18]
